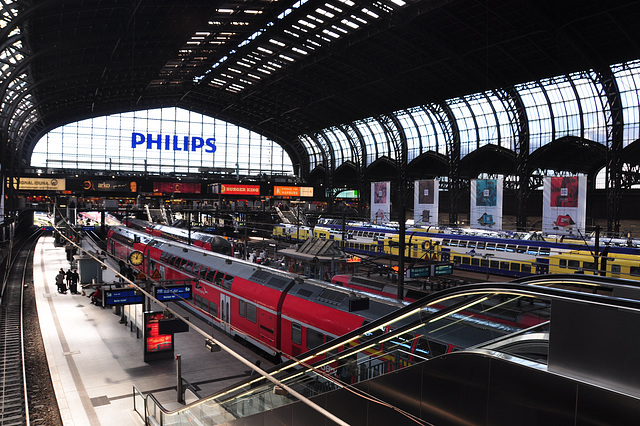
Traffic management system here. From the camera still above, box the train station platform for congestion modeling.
[33,234,270,425]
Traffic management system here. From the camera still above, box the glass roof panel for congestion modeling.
[612,60,640,147]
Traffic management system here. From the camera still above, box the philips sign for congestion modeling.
[131,133,216,153]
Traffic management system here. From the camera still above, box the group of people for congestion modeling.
[54,268,80,294]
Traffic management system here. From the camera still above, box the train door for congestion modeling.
[220,294,231,334]
[536,258,549,274]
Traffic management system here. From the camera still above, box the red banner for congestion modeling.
[220,184,260,195]
[153,182,201,194]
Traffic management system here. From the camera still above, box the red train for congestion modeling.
[107,225,407,362]
[122,217,233,255]
[107,225,549,367]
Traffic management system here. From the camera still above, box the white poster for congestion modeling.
[470,178,503,230]
[414,179,439,226]
[370,181,390,223]
[542,176,587,236]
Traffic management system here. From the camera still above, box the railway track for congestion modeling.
[1,229,61,426]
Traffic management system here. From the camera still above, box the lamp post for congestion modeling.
[484,253,494,281]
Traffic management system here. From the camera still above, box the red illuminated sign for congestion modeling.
[220,184,260,195]
[153,182,201,194]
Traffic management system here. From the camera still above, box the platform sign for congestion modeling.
[154,285,192,301]
[104,288,144,306]
[143,311,174,362]
[433,264,453,276]
[407,266,431,278]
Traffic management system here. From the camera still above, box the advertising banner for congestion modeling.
[13,177,66,191]
[370,181,391,223]
[470,178,503,230]
[542,176,587,235]
[413,179,439,226]
[83,180,137,192]
[153,182,201,194]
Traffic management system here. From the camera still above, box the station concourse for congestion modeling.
[33,233,271,425]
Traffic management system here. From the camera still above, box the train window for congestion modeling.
[471,258,480,266]
[222,274,234,290]
[185,261,194,271]
[292,323,302,345]
[200,267,209,280]
[516,246,527,253]
[209,302,217,316]
[307,329,324,350]
[160,251,170,261]
[467,241,476,249]
[239,300,245,317]
[480,259,489,267]
[214,272,224,286]
[539,248,550,256]
[630,266,640,276]
[476,242,486,249]
[500,261,510,270]
[414,338,448,360]
[490,260,499,268]
[510,263,520,272]
[506,245,516,253]
[194,294,201,307]
[442,239,450,246]
[458,241,467,248]
[611,264,621,274]
[449,240,458,247]
[568,260,580,269]
[559,259,567,268]
[453,256,461,264]
[462,257,470,265]
[583,261,596,271]
[192,264,201,275]
[168,255,177,265]
[496,244,506,252]
[246,303,257,323]
[206,269,216,283]
[486,243,496,250]
[527,247,539,255]
[521,264,532,273]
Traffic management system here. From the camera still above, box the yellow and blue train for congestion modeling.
[274,220,640,281]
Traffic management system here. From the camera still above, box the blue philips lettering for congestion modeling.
[205,138,216,153]
[130,132,216,153]
[147,134,162,150]
[191,137,204,151]
[132,133,145,148]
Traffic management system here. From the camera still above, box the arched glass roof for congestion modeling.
[30,107,294,176]
[300,59,640,172]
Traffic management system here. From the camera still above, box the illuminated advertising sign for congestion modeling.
[300,187,314,197]
[144,311,174,361]
[13,177,66,191]
[220,184,260,195]
[83,180,137,192]
[274,186,299,197]
[153,182,201,194]
[131,133,216,153]
[154,285,192,301]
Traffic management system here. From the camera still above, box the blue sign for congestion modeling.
[154,285,192,301]
[82,226,95,231]
[408,267,431,278]
[104,288,144,305]
[434,264,453,275]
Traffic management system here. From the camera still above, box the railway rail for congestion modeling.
[0,229,61,426]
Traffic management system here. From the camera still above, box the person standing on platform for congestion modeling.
[55,270,67,294]
[65,268,73,289]
[70,269,79,294]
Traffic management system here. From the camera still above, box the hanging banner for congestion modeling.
[153,182,201,194]
[470,178,503,230]
[413,180,439,226]
[13,177,66,191]
[370,181,391,223]
[542,176,587,236]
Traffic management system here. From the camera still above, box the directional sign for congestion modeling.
[154,285,192,301]
[104,288,144,306]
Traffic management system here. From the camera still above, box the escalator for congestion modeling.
[135,280,640,425]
